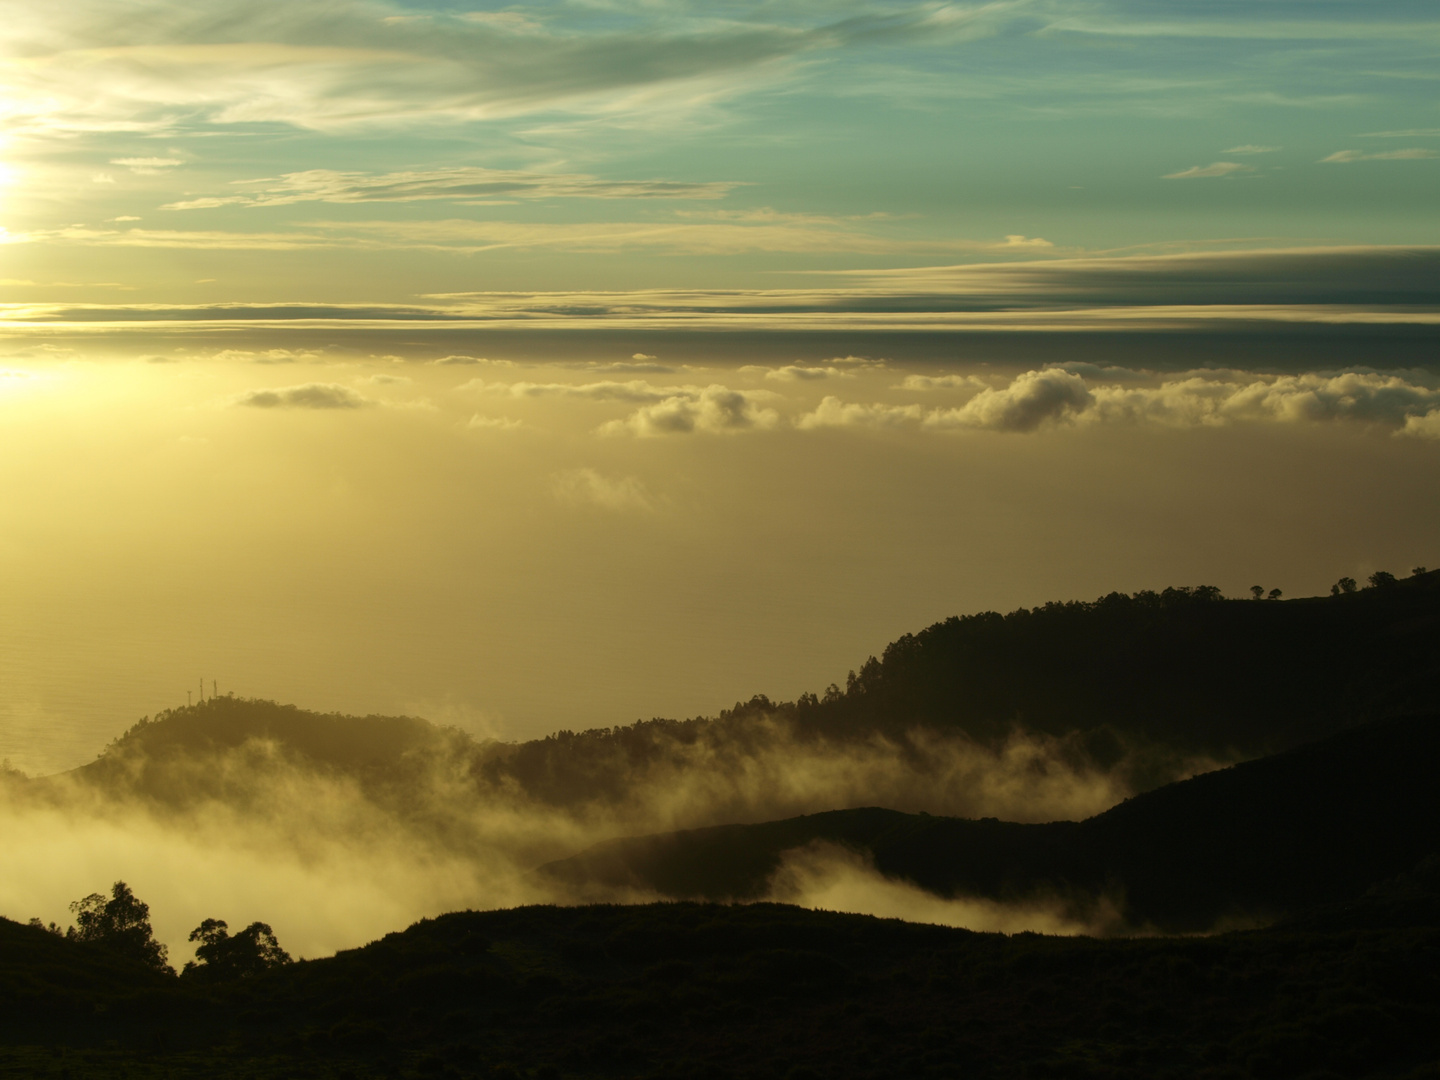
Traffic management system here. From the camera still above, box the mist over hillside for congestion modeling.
[48,569,1440,814]
[2,572,1436,956]
[541,713,1440,933]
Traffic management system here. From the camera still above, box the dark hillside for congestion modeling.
[540,713,1440,931]
[48,572,1440,820]
[760,571,1440,754]
[481,572,1440,805]
[51,697,474,807]
[1,898,1437,1078]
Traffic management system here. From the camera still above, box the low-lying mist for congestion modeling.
[0,699,1227,961]
[764,841,1130,937]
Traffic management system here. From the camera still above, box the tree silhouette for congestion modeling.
[1267,588,1282,601]
[1332,577,1357,596]
[67,881,171,974]
[1250,585,1264,600]
[183,918,292,981]
[1368,571,1398,589]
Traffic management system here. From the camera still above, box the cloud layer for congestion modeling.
[12,249,1437,332]
[800,369,1440,436]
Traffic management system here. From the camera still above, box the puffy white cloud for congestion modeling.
[234,383,370,409]
[925,369,1094,432]
[1399,412,1440,439]
[755,364,855,382]
[896,373,985,391]
[795,397,923,430]
[1046,362,1152,383]
[1091,371,1440,428]
[1162,161,1253,179]
[798,368,1440,437]
[601,386,779,437]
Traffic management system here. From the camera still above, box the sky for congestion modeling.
[2,0,1439,773]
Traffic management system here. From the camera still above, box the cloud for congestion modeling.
[1321,148,1438,163]
[995,235,1054,250]
[161,167,737,211]
[1162,162,1253,179]
[757,364,856,382]
[897,373,986,391]
[1222,145,1281,154]
[111,156,183,174]
[1399,412,1440,439]
[0,2,1038,140]
[363,373,409,385]
[0,5,823,137]
[10,248,1440,333]
[631,353,657,362]
[576,360,677,374]
[799,369,1440,436]
[766,842,1119,936]
[925,369,1094,432]
[1358,128,1440,139]
[477,379,684,404]
[466,414,523,431]
[552,468,654,511]
[7,218,1059,258]
[234,383,371,409]
[601,386,779,437]
[1046,361,1153,383]
[302,219,1054,257]
[795,397,924,431]
[1089,371,1440,429]
[211,347,319,364]
[433,355,511,366]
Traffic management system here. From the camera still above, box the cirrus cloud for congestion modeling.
[161,167,737,211]
[1321,148,1438,163]
[1162,161,1253,179]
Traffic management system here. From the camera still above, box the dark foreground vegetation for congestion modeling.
[2,875,1438,1080]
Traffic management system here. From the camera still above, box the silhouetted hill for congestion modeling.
[1,897,1437,1078]
[540,713,1440,931]
[62,696,473,805]
[478,571,1440,804]
[45,572,1440,826]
